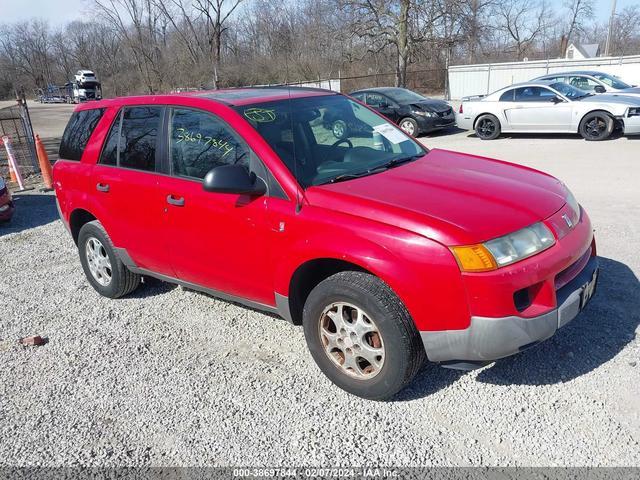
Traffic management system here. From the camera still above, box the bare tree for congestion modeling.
[561,0,594,55]
[497,0,545,60]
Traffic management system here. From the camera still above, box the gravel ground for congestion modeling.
[0,112,639,467]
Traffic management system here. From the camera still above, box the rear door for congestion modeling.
[90,105,174,275]
[157,106,275,305]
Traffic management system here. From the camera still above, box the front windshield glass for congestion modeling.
[383,88,426,104]
[550,82,589,99]
[236,95,426,187]
[593,73,631,90]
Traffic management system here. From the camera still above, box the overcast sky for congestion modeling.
[0,0,638,27]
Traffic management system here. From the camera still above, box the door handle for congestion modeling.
[96,183,110,192]
[166,194,185,207]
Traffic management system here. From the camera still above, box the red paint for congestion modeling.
[54,89,595,332]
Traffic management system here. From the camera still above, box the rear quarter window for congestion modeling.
[59,108,105,161]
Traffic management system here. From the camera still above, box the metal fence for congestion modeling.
[0,100,39,179]
[253,68,447,97]
[448,55,640,99]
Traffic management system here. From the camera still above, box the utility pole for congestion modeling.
[604,0,617,57]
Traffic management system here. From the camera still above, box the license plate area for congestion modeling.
[580,268,598,309]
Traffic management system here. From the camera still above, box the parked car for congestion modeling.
[0,176,15,223]
[457,80,640,141]
[533,70,640,97]
[349,87,455,136]
[54,87,598,399]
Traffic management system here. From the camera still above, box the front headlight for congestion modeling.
[451,222,555,272]
[564,188,581,225]
[628,107,640,117]
[415,110,436,117]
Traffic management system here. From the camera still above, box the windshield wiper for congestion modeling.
[375,154,424,170]
[317,154,425,186]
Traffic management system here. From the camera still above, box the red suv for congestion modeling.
[54,87,598,400]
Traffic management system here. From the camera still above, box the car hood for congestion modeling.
[580,93,640,106]
[306,149,567,246]
[619,86,640,95]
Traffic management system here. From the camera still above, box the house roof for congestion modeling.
[569,42,600,58]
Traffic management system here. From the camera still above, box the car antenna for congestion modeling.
[285,56,303,214]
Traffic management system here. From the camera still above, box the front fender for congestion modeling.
[270,205,470,331]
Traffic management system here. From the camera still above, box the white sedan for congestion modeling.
[456,80,640,141]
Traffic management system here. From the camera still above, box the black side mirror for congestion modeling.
[550,95,564,104]
[203,164,266,196]
[594,85,606,93]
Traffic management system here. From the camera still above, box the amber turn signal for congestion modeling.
[450,244,498,272]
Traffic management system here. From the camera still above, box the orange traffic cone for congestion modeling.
[35,134,54,189]
[8,163,17,183]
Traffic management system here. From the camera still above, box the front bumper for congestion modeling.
[421,256,598,368]
[417,114,456,133]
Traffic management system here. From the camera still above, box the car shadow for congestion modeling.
[466,131,626,141]
[420,126,466,138]
[0,192,58,236]
[476,256,638,386]
[394,256,638,400]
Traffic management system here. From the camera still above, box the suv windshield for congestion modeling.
[235,94,426,187]
[592,73,631,90]
[550,82,590,99]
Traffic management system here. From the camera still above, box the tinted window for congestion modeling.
[59,108,105,161]
[119,107,161,171]
[99,111,121,166]
[351,93,365,101]
[499,89,515,102]
[366,93,390,107]
[169,108,250,179]
[514,87,556,102]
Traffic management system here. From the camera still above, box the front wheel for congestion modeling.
[332,120,348,139]
[579,111,614,141]
[399,117,419,136]
[475,114,501,140]
[302,271,425,400]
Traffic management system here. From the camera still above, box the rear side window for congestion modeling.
[499,89,515,102]
[99,106,162,172]
[59,108,105,161]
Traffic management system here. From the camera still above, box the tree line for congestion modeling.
[1,0,639,99]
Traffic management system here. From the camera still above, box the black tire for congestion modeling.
[399,117,419,136]
[475,114,501,140]
[579,111,614,141]
[77,220,140,298]
[332,120,348,139]
[302,271,425,400]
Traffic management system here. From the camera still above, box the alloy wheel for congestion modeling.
[85,237,112,286]
[477,118,496,137]
[318,302,385,379]
[400,120,415,136]
[585,116,607,138]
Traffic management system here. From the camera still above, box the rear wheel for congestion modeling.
[475,114,501,140]
[579,111,614,141]
[302,271,425,400]
[78,221,140,298]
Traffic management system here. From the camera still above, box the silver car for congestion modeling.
[533,70,640,97]
[456,80,640,141]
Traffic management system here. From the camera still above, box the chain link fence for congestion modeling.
[0,100,39,180]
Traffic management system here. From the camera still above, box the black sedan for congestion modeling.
[348,87,455,136]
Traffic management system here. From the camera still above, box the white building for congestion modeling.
[565,43,600,60]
